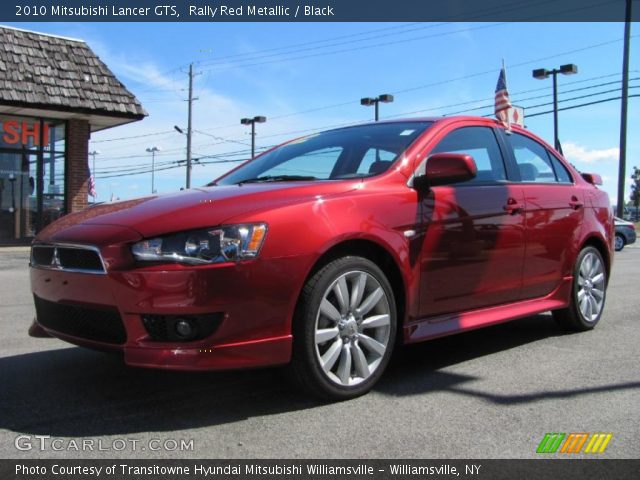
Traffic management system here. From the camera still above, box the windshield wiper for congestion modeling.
[236,175,317,185]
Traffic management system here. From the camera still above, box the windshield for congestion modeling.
[215,121,433,185]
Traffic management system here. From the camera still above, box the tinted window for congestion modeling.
[217,121,433,185]
[549,153,573,183]
[357,148,398,175]
[424,126,506,184]
[510,133,558,183]
[264,147,343,179]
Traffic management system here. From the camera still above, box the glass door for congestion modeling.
[0,150,38,241]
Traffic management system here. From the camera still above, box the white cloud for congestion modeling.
[562,142,619,164]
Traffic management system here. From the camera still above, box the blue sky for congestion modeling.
[5,21,639,205]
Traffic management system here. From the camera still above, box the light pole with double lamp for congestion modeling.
[145,146,161,194]
[360,94,394,121]
[532,64,578,153]
[241,116,267,158]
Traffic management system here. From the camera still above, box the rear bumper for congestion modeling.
[29,254,312,370]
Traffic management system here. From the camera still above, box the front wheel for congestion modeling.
[290,256,397,401]
[553,246,607,331]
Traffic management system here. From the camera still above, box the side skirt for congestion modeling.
[404,277,572,344]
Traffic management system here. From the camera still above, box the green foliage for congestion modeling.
[631,166,640,208]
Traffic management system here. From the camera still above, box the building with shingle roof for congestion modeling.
[0,25,146,128]
[0,25,147,244]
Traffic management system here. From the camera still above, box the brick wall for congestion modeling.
[65,118,90,213]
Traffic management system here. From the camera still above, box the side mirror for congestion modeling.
[413,153,477,190]
[581,172,603,186]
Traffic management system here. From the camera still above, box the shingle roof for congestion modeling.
[0,26,147,119]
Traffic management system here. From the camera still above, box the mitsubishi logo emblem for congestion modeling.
[51,247,61,269]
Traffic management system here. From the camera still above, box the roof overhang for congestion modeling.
[0,102,145,133]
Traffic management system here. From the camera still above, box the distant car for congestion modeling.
[614,217,637,251]
[29,117,614,400]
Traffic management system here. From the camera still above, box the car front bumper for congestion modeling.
[29,254,313,371]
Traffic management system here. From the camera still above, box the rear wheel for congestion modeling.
[290,256,396,400]
[553,246,607,331]
[614,233,625,251]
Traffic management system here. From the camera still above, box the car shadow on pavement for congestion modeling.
[377,313,640,401]
[2,313,638,437]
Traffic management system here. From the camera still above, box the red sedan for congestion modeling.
[29,116,614,399]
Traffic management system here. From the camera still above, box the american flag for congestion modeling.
[495,67,512,128]
[87,167,97,198]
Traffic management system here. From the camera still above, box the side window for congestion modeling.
[424,126,506,184]
[357,148,397,175]
[549,153,573,183]
[510,133,558,183]
[264,147,343,179]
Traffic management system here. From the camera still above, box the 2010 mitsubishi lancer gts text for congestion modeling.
[29,116,614,400]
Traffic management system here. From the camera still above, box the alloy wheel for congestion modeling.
[313,270,391,386]
[577,251,606,322]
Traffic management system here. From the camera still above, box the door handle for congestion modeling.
[569,196,583,209]
[503,197,524,215]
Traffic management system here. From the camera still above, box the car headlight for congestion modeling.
[131,223,267,265]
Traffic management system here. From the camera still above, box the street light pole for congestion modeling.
[360,94,394,121]
[250,122,256,159]
[532,64,578,153]
[617,0,633,218]
[146,146,161,194]
[552,72,559,152]
[89,150,100,178]
[88,150,100,203]
[240,116,267,158]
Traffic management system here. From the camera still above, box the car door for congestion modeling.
[417,125,526,318]
[502,131,584,299]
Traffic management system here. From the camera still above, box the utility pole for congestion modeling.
[617,0,632,218]
[186,63,194,189]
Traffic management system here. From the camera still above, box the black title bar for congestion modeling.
[3,0,640,22]
[3,459,640,480]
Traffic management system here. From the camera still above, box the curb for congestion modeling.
[0,246,31,253]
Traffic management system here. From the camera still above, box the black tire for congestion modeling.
[553,246,607,331]
[290,256,397,401]
[614,233,625,252]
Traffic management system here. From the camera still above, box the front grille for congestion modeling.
[31,246,54,265]
[31,244,105,274]
[34,295,126,345]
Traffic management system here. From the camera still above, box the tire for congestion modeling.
[290,256,397,401]
[553,246,607,331]
[614,233,625,252]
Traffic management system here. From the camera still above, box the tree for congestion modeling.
[631,166,640,210]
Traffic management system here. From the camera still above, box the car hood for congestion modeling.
[37,182,359,242]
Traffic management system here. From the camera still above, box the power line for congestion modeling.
[526,94,639,118]
[131,0,559,91]
[192,33,636,135]
[96,85,637,180]
[95,70,636,170]
[91,130,174,143]
[194,1,618,73]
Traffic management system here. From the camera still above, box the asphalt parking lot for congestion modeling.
[1,247,638,459]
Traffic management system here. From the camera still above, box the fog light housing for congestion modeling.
[175,319,195,339]
[142,313,223,342]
